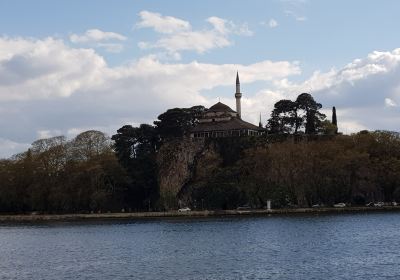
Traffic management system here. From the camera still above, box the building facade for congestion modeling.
[190,73,264,138]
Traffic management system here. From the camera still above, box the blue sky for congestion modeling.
[2,0,399,69]
[0,0,400,158]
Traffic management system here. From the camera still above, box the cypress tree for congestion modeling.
[332,106,338,133]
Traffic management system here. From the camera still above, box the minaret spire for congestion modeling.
[235,71,242,119]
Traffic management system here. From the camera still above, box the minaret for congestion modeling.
[259,113,262,128]
[332,106,338,134]
[235,72,242,119]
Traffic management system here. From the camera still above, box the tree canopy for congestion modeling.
[111,124,159,209]
[267,93,326,134]
[154,106,206,139]
[0,131,132,213]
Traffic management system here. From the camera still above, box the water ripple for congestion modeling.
[1,213,400,279]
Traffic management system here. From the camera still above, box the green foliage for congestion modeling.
[191,167,246,210]
[212,137,255,166]
[111,124,159,210]
[332,106,338,133]
[0,131,132,213]
[267,99,299,134]
[70,130,111,161]
[296,93,325,134]
[154,106,206,139]
[1,103,400,213]
[267,93,326,134]
[186,131,400,209]
[320,120,338,135]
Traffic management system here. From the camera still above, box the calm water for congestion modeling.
[1,213,400,280]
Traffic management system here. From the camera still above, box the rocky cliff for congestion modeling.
[157,138,222,209]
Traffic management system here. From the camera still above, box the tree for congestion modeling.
[31,136,66,154]
[266,100,299,134]
[154,106,206,139]
[332,106,338,133]
[267,94,326,134]
[111,124,159,209]
[320,120,339,135]
[295,93,326,134]
[112,124,159,164]
[70,130,111,161]
[0,157,33,212]
[191,167,245,210]
[31,136,67,175]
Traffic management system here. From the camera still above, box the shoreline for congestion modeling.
[1,206,400,223]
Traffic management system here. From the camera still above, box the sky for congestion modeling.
[0,0,400,158]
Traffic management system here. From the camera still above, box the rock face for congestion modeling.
[157,138,222,209]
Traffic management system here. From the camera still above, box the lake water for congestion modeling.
[1,213,400,280]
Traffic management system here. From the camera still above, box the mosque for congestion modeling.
[190,73,264,138]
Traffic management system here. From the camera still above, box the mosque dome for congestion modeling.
[208,102,236,113]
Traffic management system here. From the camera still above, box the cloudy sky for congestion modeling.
[1,0,400,158]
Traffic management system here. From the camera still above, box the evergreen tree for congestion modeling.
[332,106,338,134]
[296,93,326,134]
[266,100,299,134]
[267,93,326,134]
[111,124,160,209]
[154,106,206,139]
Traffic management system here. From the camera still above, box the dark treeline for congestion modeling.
[1,93,399,212]
[0,105,206,213]
[0,131,133,213]
[189,131,400,209]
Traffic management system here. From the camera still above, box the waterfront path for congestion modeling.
[1,206,400,222]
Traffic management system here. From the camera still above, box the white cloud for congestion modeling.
[281,0,308,21]
[268,19,279,28]
[206,17,229,34]
[137,11,253,55]
[0,138,30,158]
[234,22,254,36]
[385,97,397,107]
[97,43,124,53]
[136,11,191,34]
[257,48,400,133]
[70,29,127,43]
[0,35,299,100]
[284,10,307,21]
[0,35,299,158]
[70,29,127,53]
[0,37,107,101]
[260,18,279,28]
[206,17,253,36]
[2,34,400,158]
[338,120,368,134]
[145,29,232,54]
[286,49,400,96]
[295,16,307,21]
[37,130,62,139]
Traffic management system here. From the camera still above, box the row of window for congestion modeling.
[192,129,262,138]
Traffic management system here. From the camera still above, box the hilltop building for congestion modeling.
[190,73,264,138]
